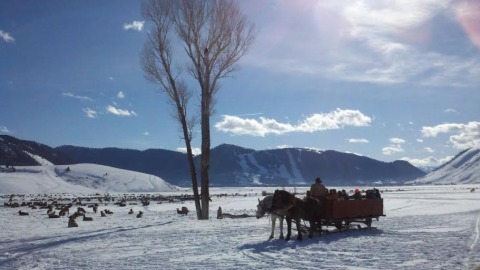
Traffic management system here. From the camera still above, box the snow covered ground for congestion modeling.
[1,185,480,270]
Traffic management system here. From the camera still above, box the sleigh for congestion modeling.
[293,197,385,236]
[269,190,385,240]
[320,198,384,230]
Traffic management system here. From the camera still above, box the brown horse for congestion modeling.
[271,190,323,241]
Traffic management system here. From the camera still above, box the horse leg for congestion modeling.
[269,215,275,239]
[308,220,315,238]
[295,218,303,241]
[285,216,292,241]
[279,216,284,239]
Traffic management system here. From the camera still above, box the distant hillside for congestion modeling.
[209,145,425,186]
[55,145,191,185]
[0,135,73,166]
[0,164,180,194]
[1,135,426,187]
[407,147,480,185]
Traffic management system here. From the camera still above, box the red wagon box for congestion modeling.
[323,198,384,220]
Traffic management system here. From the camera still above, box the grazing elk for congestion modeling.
[48,211,60,218]
[68,216,79,227]
[59,206,70,217]
[47,205,54,215]
[176,206,189,215]
[83,215,93,221]
[128,208,134,214]
[100,211,106,217]
[136,211,143,218]
[18,210,29,216]
[76,207,86,216]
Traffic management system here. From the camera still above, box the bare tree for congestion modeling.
[142,0,255,220]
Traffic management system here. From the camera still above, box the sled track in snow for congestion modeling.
[470,214,480,250]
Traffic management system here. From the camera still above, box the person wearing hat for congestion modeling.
[310,177,329,199]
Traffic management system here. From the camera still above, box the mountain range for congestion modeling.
[1,135,428,187]
[407,147,480,185]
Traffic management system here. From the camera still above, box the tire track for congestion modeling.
[470,214,480,250]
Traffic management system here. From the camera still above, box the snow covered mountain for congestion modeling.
[208,144,425,186]
[0,163,180,194]
[407,147,480,185]
[0,135,73,166]
[2,135,425,187]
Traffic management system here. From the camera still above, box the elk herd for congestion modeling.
[4,193,148,228]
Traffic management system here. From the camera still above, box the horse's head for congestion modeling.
[256,198,266,219]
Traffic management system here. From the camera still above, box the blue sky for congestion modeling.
[1,0,479,167]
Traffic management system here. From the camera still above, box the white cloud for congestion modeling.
[215,115,294,136]
[0,30,14,43]
[348,138,369,143]
[341,0,450,36]
[123,21,145,31]
[421,121,480,149]
[383,137,406,155]
[176,147,201,156]
[244,0,480,88]
[106,105,137,117]
[1,126,11,133]
[401,155,453,167]
[424,147,435,153]
[117,91,125,99]
[276,145,293,149]
[382,145,404,155]
[63,92,94,101]
[83,108,97,119]
[144,132,150,136]
[444,108,457,113]
[389,137,406,144]
[215,108,371,136]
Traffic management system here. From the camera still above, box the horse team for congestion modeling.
[257,189,385,241]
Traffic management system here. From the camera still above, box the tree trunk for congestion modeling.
[200,93,211,220]
[180,115,202,219]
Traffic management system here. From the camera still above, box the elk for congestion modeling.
[48,211,60,218]
[18,210,29,216]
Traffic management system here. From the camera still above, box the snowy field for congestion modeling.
[1,185,480,270]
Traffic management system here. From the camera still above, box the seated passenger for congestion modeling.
[337,190,344,200]
[374,188,382,198]
[329,189,338,200]
[341,190,350,200]
[310,177,329,199]
[352,189,363,200]
[366,189,375,199]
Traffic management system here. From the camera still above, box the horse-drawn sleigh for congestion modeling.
[256,189,385,241]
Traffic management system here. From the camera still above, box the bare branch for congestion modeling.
[141,0,255,220]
